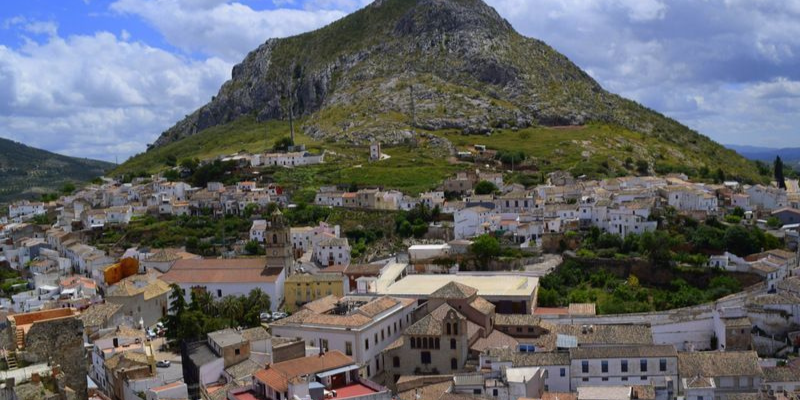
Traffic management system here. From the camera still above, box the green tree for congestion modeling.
[775,156,787,189]
[245,240,263,255]
[474,180,499,195]
[714,168,726,184]
[218,295,244,327]
[274,136,294,151]
[60,182,76,194]
[723,225,758,256]
[470,234,501,269]
[767,217,781,228]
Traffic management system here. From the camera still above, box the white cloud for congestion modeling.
[110,0,347,62]
[0,31,231,161]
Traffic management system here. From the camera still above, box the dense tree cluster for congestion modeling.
[164,284,271,344]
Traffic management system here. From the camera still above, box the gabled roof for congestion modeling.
[431,282,478,300]
[678,351,762,378]
[405,304,464,336]
[253,351,354,392]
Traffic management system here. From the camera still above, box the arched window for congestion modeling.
[422,338,428,349]
[272,234,278,244]
[393,356,400,368]
[453,323,458,335]
[446,323,451,335]
[411,338,416,349]
[450,339,457,349]
[451,358,458,370]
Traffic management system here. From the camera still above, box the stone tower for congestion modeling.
[264,209,294,275]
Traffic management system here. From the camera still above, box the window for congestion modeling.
[320,339,329,351]
[473,390,482,395]
[602,361,608,373]
[451,339,457,349]
[381,330,385,341]
[235,348,240,355]
[621,360,628,373]
[621,377,628,382]
[346,342,353,356]
[217,289,222,297]
[493,389,498,396]
[659,359,667,372]
[641,376,647,381]
[374,334,378,345]
[393,356,400,368]
[421,352,431,364]
[640,359,647,372]
[602,377,609,382]
[582,378,589,382]
[582,361,589,373]
[451,358,458,370]
[560,368,565,377]
[446,323,451,335]
[435,338,440,349]
[365,339,369,350]
[453,324,458,335]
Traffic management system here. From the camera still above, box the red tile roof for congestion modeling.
[254,351,355,392]
[162,258,282,284]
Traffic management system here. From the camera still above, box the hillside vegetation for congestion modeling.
[0,137,113,203]
[119,0,765,185]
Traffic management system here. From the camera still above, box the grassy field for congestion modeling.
[434,123,767,182]
[116,116,464,195]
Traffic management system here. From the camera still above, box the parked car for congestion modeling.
[259,312,272,321]
[156,360,171,368]
[271,312,287,320]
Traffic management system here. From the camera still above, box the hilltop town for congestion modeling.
[1,142,800,400]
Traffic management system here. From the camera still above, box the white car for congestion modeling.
[271,312,287,320]
[259,312,272,321]
[156,360,171,368]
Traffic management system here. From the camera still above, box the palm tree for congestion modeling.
[218,295,243,327]
[247,288,271,313]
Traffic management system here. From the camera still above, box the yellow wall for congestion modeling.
[283,278,344,312]
[103,258,139,286]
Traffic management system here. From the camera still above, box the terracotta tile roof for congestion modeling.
[406,304,463,336]
[763,366,800,382]
[678,351,763,378]
[97,325,146,341]
[397,380,452,400]
[276,296,412,329]
[358,296,403,318]
[554,324,653,346]
[470,329,518,353]
[495,314,541,326]
[569,344,677,360]
[469,297,495,315]
[162,258,282,284]
[431,282,478,300]
[301,295,340,314]
[78,303,122,328]
[286,273,342,283]
[344,264,382,276]
[320,264,347,274]
[240,326,271,342]
[253,351,354,392]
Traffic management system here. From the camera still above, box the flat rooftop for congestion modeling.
[380,274,538,298]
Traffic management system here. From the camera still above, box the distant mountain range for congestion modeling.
[726,144,800,162]
[0,137,114,203]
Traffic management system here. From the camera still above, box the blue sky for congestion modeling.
[1,0,799,162]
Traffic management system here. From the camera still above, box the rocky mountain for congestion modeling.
[0,137,113,203]
[142,0,761,182]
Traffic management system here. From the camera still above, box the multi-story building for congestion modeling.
[568,345,678,396]
[283,273,346,312]
[677,351,763,400]
[271,295,416,377]
[313,237,351,268]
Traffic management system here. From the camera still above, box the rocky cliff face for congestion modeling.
[150,0,729,166]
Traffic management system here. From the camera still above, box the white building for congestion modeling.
[291,222,340,253]
[253,151,324,168]
[454,206,495,239]
[271,295,416,377]
[8,201,46,221]
[161,258,286,312]
[313,237,351,267]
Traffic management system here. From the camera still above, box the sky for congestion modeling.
[1,0,799,163]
